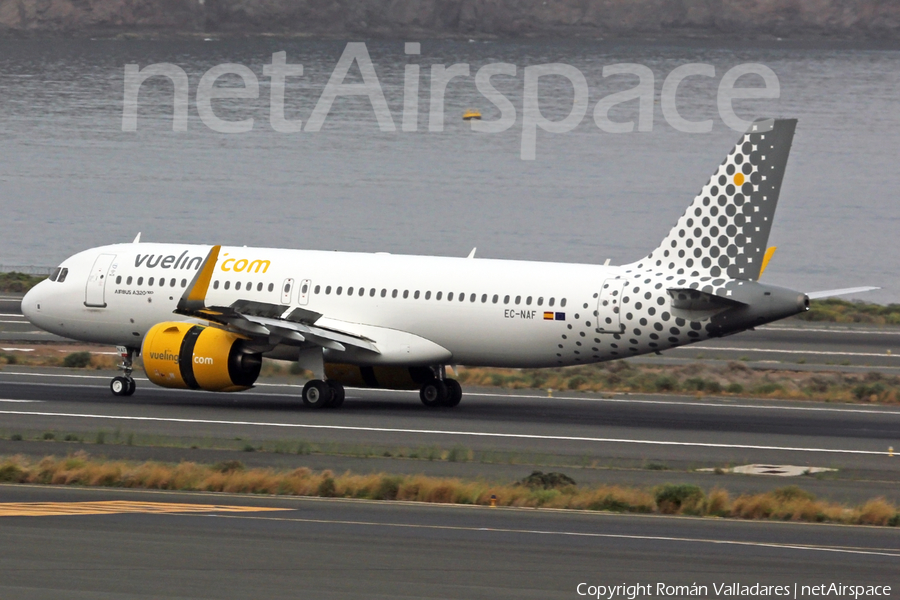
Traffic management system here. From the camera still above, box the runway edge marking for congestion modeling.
[0,409,892,456]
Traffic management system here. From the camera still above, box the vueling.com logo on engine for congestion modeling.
[219,253,271,274]
[149,351,178,362]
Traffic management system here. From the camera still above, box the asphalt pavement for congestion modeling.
[0,484,897,599]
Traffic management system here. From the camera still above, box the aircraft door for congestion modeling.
[298,279,311,306]
[596,278,626,333]
[84,254,116,308]
[281,278,295,304]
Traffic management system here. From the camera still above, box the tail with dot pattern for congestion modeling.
[632,118,797,281]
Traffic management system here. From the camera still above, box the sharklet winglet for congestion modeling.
[177,245,221,313]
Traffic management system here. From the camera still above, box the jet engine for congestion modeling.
[325,363,435,390]
[142,322,262,392]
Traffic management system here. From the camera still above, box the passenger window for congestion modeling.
[169,278,176,287]
[403,290,409,299]
[515,295,521,305]
[549,297,555,307]
[336,286,342,295]
[236,282,242,291]
[459,292,465,302]
[137,277,143,286]
[126,276,133,285]
[57,268,68,283]
[347,286,353,295]
[160,278,166,287]
[359,288,364,296]
[537,297,544,306]
[560,298,567,307]
[370,288,376,297]
[302,283,309,294]
[381,289,387,297]
[526,296,532,305]
[268,283,274,292]
[436,291,442,300]
[425,291,431,300]
[481,294,487,303]
[470,293,476,302]
[414,291,420,299]
[325,286,332,295]
[504,295,510,304]
[116,276,122,284]
[447,292,454,301]
[392,289,398,298]
[213,281,219,289]
[149,277,155,286]
[257,282,262,292]
[244,281,249,290]
[224,281,231,290]
[492,294,498,304]
[49,268,61,282]
[314,285,321,294]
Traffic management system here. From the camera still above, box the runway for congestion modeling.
[0,484,897,599]
[0,369,898,503]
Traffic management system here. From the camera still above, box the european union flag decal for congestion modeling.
[555,312,565,321]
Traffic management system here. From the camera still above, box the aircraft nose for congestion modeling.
[21,282,46,324]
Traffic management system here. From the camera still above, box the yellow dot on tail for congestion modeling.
[734,173,745,186]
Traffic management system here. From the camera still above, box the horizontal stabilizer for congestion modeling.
[807,286,880,300]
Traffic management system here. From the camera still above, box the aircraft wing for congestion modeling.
[173,245,380,355]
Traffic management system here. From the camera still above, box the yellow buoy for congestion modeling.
[462,109,482,121]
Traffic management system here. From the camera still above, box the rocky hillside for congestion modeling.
[1,0,898,39]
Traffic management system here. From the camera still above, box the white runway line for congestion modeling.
[0,408,892,456]
[761,326,900,336]
[674,346,899,358]
[2,371,900,416]
[208,513,900,558]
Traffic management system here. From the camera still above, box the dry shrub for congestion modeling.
[577,486,655,513]
[705,488,730,516]
[731,494,778,519]
[856,498,897,526]
[0,454,897,527]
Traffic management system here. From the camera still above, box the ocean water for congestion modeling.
[1,38,898,302]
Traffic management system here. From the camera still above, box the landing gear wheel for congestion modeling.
[326,381,345,408]
[111,376,131,397]
[420,380,448,407]
[302,380,333,409]
[124,377,136,396]
[444,379,462,407]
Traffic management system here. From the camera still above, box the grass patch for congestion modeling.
[0,454,895,527]
[456,362,900,404]
[796,298,900,325]
[0,272,45,293]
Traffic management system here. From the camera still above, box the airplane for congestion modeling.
[21,118,876,408]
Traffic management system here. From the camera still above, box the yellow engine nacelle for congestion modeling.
[142,322,262,392]
[325,363,435,390]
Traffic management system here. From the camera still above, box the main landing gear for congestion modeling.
[420,378,462,408]
[110,345,137,397]
[302,379,345,409]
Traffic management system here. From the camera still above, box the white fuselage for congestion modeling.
[23,241,693,368]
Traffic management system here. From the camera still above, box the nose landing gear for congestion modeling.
[111,346,137,397]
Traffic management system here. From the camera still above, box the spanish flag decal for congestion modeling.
[543,312,554,320]
[544,312,566,321]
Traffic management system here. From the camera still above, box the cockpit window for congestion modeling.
[49,268,61,282]
[57,268,68,283]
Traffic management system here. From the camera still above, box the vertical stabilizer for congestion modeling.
[628,119,796,281]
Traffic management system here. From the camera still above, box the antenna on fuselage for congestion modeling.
[466,247,477,259]
[132,232,142,243]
